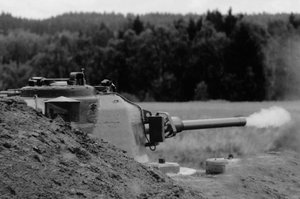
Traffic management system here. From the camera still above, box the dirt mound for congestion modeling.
[0,98,203,199]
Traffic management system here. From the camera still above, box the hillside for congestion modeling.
[1,12,300,101]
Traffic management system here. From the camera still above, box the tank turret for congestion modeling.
[1,71,247,162]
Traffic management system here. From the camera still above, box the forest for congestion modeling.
[0,10,300,101]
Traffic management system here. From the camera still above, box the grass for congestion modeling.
[138,100,300,168]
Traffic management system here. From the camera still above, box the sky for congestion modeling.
[0,0,300,19]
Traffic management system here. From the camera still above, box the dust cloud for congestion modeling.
[245,106,300,152]
[246,106,291,128]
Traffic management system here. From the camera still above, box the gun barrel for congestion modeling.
[172,117,247,132]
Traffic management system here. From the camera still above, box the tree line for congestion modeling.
[0,10,300,101]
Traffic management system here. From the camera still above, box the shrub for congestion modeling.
[193,81,209,101]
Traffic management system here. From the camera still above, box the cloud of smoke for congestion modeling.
[246,106,291,128]
[271,123,300,152]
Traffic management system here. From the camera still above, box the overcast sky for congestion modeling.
[1,0,300,19]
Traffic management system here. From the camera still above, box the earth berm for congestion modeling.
[0,97,204,199]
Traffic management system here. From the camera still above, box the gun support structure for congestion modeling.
[145,112,247,148]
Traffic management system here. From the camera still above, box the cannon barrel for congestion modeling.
[146,114,247,147]
[171,116,247,133]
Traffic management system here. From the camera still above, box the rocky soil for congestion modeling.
[0,97,203,199]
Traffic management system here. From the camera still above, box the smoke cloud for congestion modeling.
[246,106,291,128]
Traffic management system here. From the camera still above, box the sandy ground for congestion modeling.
[173,151,300,199]
[1,97,300,199]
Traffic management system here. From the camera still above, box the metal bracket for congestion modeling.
[156,112,177,135]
